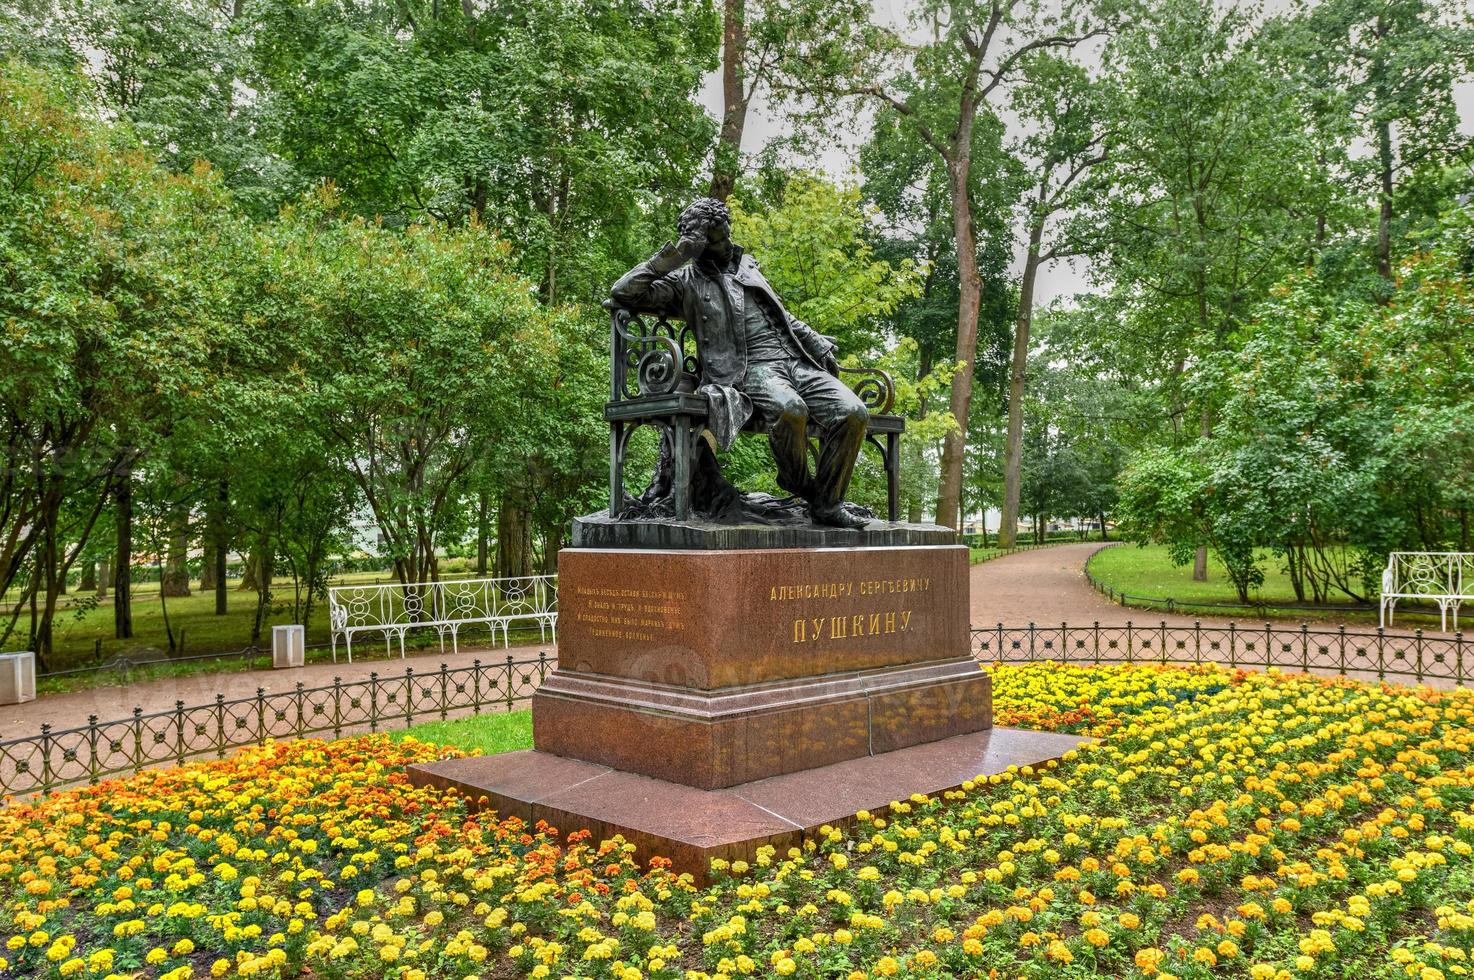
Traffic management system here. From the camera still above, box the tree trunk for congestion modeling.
[709,0,748,201]
[240,548,258,592]
[1098,509,1108,542]
[80,558,96,593]
[200,541,217,592]
[495,497,533,579]
[543,522,564,574]
[249,534,274,646]
[1000,220,1044,549]
[1373,14,1394,284]
[214,480,228,615]
[162,501,191,597]
[935,155,981,531]
[96,553,110,598]
[476,491,490,577]
[114,466,133,640]
[1375,115,1394,282]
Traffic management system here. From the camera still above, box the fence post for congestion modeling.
[537,650,549,684]
[294,682,306,737]
[255,688,268,745]
[1027,622,1037,661]
[131,707,144,776]
[472,659,483,715]
[1265,624,1273,670]
[215,694,227,758]
[1338,625,1347,677]
[505,655,516,709]
[332,677,343,739]
[1126,621,1133,662]
[404,667,415,729]
[40,723,54,796]
[175,700,188,768]
[1415,630,1425,685]
[86,715,100,786]
[439,663,450,721]
[996,623,1004,661]
[368,672,381,733]
[1300,624,1310,674]
[1457,632,1465,689]
[1376,627,1386,681]
[1160,621,1168,666]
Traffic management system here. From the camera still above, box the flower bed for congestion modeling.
[3,663,1473,979]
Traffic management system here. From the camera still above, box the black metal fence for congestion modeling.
[972,621,1468,688]
[1,653,551,799]
[6,621,1471,801]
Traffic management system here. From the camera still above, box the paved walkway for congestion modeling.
[1,641,557,741]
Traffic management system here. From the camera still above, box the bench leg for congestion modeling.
[673,417,692,521]
[886,431,900,523]
[345,634,354,665]
[610,421,624,518]
[331,634,338,664]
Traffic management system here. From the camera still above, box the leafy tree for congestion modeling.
[1094,0,1321,579]
[729,175,924,358]
[1304,0,1474,282]
[767,0,1106,529]
[997,52,1111,547]
[252,0,718,304]
[255,189,567,588]
[0,63,244,663]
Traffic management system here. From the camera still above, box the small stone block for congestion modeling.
[407,725,1089,883]
[272,625,305,669]
[0,651,36,704]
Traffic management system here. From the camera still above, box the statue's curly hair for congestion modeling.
[677,197,731,236]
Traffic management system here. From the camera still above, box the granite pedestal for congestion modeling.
[406,529,1086,878]
[408,726,1086,883]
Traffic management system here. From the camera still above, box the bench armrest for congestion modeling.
[838,365,896,415]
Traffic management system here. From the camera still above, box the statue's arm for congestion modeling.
[610,242,686,316]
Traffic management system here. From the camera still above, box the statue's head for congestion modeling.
[678,197,732,259]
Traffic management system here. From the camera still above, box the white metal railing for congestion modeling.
[327,575,557,662]
[1381,552,1473,632]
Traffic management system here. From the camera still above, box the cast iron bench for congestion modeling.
[327,575,558,662]
[605,300,904,522]
[1380,551,1474,631]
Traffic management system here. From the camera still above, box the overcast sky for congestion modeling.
[698,2,1474,305]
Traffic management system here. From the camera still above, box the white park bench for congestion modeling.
[327,575,557,663]
[1380,552,1473,632]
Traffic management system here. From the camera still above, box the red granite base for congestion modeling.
[532,659,991,789]
[407,725,1088,883]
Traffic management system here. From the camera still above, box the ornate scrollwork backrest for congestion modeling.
[1390,552,1471,596]
[610,306,699,400]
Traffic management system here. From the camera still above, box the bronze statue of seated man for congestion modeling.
[610,198,870,529]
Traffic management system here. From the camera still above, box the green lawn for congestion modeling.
[1087,543,1446,627]
[390,709,533,755]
